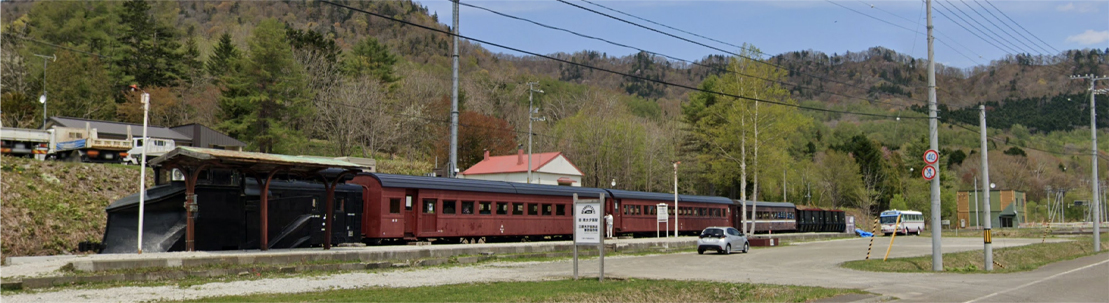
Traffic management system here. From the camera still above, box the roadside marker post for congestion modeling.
[865,218,879,260]
[884,214,902,261]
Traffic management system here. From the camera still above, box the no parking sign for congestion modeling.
[921,166,937,180]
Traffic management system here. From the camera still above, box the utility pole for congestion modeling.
[926,0,943,271]
[448,0,460,178]
[674,161,680,237]
[527,82,544,184]
[980,105,993,270]
[1071,74,1107,252]
[33,54,56,129]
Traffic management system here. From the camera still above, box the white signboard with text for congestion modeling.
[574,200,602,244]
[657,204,669,222]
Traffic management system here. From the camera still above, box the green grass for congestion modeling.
[843,233,1108,273]
[178,279,865,302]
[921,228,1058,239]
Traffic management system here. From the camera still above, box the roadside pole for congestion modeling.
[572,193,604,282]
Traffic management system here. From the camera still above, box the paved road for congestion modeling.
[519,236,1108,302]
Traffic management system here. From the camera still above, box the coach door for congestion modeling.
[420,198,438,233]
[404,190,417,239]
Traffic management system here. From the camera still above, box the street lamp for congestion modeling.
[33,54,55,129]
[130,85,151,254]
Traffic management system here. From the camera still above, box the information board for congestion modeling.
[574,200,602,244]
[657,204,668,222]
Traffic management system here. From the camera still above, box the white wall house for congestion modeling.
[460,149,584,186]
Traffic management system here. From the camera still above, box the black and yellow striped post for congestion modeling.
[1040,221,1052,244]
[865,218,879,260]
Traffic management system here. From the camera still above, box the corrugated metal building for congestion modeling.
[48,117,193,145]
[171,123,246,151]
[957,190,1026,229]
[47,117,246,150]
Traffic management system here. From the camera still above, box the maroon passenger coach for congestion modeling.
[349,173,738,242]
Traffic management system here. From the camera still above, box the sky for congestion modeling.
[421,0,1109,68]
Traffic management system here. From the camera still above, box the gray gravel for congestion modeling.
[2,260,576,303]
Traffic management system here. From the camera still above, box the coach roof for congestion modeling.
[361,173,518,194]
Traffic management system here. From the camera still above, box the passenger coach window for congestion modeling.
[513,203,524,215]
[528,203,539,215]
[479,201,492,215]
[496,202,508,215]
[462,201,474,214]
[542,204,552,216]
[443,200,457,214]
[423,199,436,214]
[389,198,401,214]
[556,204,566,216]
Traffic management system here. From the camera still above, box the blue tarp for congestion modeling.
[855,228,874,237]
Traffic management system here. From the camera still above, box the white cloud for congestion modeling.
[1066,30,1109,45]
[1057,2,1098,13]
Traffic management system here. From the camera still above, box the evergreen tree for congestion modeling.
[344,37,398,84]
[115,0,184,88]
[218,18,310,153]
[206,32,241,81]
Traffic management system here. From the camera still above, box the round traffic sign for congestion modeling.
[922,165,937,180]
[923,149,939,164]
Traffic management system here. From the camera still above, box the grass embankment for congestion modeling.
[844,233,1108,273]
[1,156,151,258]
[182,279,865,302]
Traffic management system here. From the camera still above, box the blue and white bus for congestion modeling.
[880,210,924,236]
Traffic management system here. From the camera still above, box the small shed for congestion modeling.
[957,190,1027,229]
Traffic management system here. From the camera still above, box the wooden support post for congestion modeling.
[260,170,280,251]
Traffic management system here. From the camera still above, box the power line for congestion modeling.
[318,0,926,120]
[555,0,902,99]
[828,0,983,66]
[2,33,109,59]
[970,0,1052,55]
[457,1,916,108]
[931,3,1015,55]
[579,0,745,54]
[953,0,1036,55]
[983,0,1060,54]
[934,1,1020,55]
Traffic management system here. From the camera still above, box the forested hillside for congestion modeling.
[2,0,1108,222]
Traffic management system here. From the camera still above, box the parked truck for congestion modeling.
[122,138,176,165]
[1,126,133,163]
[0,127,52,160]
[52,126,133,163]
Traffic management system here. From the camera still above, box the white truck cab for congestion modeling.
[123,138,176,165]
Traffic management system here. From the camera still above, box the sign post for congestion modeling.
[656,204,665,237]
[573,193,605,282]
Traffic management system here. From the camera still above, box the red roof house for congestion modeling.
[461,149,584,186]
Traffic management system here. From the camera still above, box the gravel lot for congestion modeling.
[2,260,574,303]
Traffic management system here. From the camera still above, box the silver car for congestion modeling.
[697,226,749,255]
